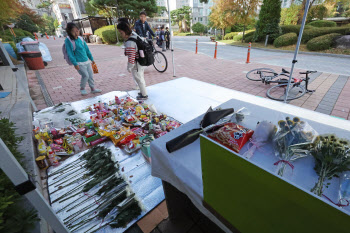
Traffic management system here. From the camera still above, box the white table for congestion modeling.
[148,78,350,233]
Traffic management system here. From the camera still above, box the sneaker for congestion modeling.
[91,89,102,94]
[137,94,148,100]
[80,89,88,95]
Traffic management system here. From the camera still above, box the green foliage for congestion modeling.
[94,25,121,44]
[244,30,256,42]
[280,4,301,25]
[308,20,337,28]
[85,1,98,16]
[38,13,55,35]
[36,0,52,16]
[224,32,239,40]
[0,35,13,42]
[306,33,341,51]
[302,26,350,43]
[233,34,243,41]
[0,116,38,231]
[255,0,281,42]
[192,22,205,33]
[280,25,314,35]
[171,6,192,32]
[15,14,38,33]
[310,5,328,20]
[273,32,298,47]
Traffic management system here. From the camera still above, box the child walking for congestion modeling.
[117,22,148,100]
[65,22,101,95]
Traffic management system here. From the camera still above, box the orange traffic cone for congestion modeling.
[45,32,49,39]
[246,42,251,64]
[34,33,38,41]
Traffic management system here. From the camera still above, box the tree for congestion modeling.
[88,0,158,23]
[36,1,53,16]
[171,6,192,32]
[15,14,38,33]
[0,0,21,32]
[255,0,282,42]
[53,19,59,29]
[209,0,230,39]
[157,6,167,16]
[39,14,55,35]
[18,4,44,26]
[219,0,260,42]
[192,22,205,33]
[84,1,99,16]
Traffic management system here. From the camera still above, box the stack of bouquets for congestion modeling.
[272,116,317,177]
[310,135,350,197]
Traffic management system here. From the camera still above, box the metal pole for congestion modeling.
[284,0,311,103]
[0,139,70,233]
[167,0,176,77]
[264,35,269,47]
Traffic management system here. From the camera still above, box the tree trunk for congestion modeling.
[297,0,307,24]
[242,25,246,43]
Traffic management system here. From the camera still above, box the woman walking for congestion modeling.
[65,22,101,95]
[117,22,148,100]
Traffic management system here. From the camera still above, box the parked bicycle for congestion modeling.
[246,68,316,101]
[148,39,168,73]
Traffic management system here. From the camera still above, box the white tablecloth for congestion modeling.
[148,78,350,233]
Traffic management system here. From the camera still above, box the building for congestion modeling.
[18,0,49,15]
[148,0,170,29]
[169,0,214,27]
[190,0,213,26]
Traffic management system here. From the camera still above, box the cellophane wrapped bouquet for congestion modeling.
[272,116,317,177]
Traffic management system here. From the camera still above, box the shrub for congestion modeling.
[244,31,256,42]
[281,4,301,25]
[94,25,121,44]
[0,116,39,231]
[224,32,239,40]
[233,34,243,41]
[0,35,14,42]
[280,25,314,35]
[302,26,350,43]
[306,33,341,51]
[273,32,298,47]
[192,22,206,33]
[308,20,337,28]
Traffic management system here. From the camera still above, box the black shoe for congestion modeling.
[137,95,148,100]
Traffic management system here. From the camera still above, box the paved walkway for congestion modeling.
[25,37,350,233]
[30,37,350,121]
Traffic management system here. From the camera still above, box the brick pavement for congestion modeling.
[24,37,350,233]
[29,37,350,121]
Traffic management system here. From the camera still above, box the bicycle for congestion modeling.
[246,68,291,85]
[246,68,316,101]
[267,70,316,101]
[147,39,168,73]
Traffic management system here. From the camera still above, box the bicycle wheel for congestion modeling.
[266,83,306,101]
[246,68,276,81]
[153,51,168,73]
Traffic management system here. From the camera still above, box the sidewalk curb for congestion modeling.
[220,43,350,59]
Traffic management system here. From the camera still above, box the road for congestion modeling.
[172,36,350,76]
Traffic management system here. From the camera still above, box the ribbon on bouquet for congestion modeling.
[273,160,295,171]
[166,107,234,153]
[322,195,350,207]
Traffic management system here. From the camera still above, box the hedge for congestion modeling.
[224,32,239,40]
[233,34,243,41]
[306,33,341,51]
[302,26,350,43]
[94,25,122,44]
[273,32,298,47]
[244,31,256,42]
[280,25,314,35]
[308,20,337,28]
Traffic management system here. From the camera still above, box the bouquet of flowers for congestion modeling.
[310,135,350,197]
[273,116,317,177]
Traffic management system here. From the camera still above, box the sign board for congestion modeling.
[59,3,71,9]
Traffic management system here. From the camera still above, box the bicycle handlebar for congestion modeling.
[299,71,317,74]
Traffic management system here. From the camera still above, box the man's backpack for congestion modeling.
[62,36,84,65]
[127,37,154,67]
